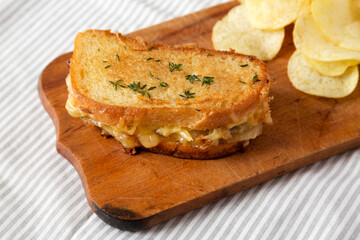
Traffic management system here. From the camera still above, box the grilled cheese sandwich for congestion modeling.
[66,30,272,159]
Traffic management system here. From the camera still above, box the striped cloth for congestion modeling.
[0,0,359,239]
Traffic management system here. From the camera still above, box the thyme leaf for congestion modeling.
[109,79,123,90]
[128,81,146,92]
[169,62,182,72]
[127,82,154,98]
[185,74,200,84]
[147,58,161,62]
[202,76,214,86]
[179,90,195,99]
[252,73,260,85]
[159,82,168,87]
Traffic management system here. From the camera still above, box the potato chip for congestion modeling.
[293,10,360,61]
[355,0,360,17]
[212,5,284,61]
[243,0,309,30]
[305,57,359,77]
[288,50,359,98]
[311,0,360,51]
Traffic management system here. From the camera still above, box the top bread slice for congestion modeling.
[69,30,271,130]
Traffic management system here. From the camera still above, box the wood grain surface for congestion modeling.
[38,1,360,231]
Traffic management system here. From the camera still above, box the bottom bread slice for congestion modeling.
[145,141,248,159]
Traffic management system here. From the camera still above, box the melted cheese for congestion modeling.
[156,126,193,142]
[203,128,232,141]
[65,75,263,149]
[66,95,83,118]
[102,125,138,148]
[138,133,160,148]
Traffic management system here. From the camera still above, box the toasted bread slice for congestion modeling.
[66,30,271,159]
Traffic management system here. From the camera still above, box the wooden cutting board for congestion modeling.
[38,0,360,231]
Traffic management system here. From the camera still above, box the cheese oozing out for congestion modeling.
[65,76,263,149]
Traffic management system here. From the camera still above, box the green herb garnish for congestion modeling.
[148,45,154,51]
[240,64,248,67]
[179,90,195,99]
[186,74,200,84]
[109,79,123,90]
[155,77,160,81]
[249,56,254,60]
[202,76,215,86]
[105,65,111,69]
[128,82,146,92]
[124,46,127,49]
[148,86,156,91]
[127,82,154,98]
[116,54,120,61]
[149,71,153,77]
[239,80,247,84]
[160,82,168,87]
[147,58,161,62]
[169,62,182,72]
[252,73,260,85]
[207,53,211,56]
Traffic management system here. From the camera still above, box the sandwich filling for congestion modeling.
[66,75,264,149]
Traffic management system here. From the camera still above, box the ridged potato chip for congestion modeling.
[311,0,360,51]
[212,5,284,61]
[305,57,359,77]
[243,0,309,30]
[356,0,360,7]
[288,50,359,98]
[293,10,360,61]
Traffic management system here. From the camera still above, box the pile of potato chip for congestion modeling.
[212,0,360,98]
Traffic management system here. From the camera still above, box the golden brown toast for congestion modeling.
[66,30,272,159]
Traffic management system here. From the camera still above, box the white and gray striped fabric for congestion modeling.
[0,0,359,239]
